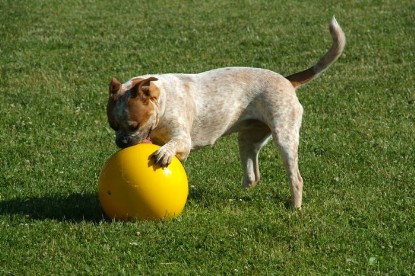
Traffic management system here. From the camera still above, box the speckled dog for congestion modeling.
[107,17,345,209]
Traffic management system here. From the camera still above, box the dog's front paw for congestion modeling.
[151,145,175,167]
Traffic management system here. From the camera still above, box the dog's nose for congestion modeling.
[116,136,130,149]
[116,140,127,149]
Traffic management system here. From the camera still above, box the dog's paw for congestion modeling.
[151,145,175,167]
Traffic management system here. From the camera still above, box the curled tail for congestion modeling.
[286,17,346,88]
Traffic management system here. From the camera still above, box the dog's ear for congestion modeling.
[140,77,159,99]
[109,78,122,96]
[131,77,159,101]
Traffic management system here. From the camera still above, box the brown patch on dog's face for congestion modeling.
[107,77,159,148]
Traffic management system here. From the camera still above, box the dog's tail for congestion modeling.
[286,17,346,88]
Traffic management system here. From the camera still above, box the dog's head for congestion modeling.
[107,77,160,148]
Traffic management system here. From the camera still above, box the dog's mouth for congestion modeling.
[143,127,152,144]
[116,125,153,148]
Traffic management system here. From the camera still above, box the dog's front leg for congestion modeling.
[152,134,191,166]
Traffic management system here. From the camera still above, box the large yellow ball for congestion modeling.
[98,143,188,221]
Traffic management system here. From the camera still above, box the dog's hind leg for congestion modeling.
[270,104,304,209]
[238,123,272,188]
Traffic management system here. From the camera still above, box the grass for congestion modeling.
[1,0,414,274]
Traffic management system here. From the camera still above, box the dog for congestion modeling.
[106,17,345,209]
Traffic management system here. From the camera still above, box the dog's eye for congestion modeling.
[128,126,138,132]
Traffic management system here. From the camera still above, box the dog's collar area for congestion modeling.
[143,98,160,144]
[151,98,161,129]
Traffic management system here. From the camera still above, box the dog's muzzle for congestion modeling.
[115,132,137,148]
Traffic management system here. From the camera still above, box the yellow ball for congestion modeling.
[98,143,188,221]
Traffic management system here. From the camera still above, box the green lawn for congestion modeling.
[1,0,414,274]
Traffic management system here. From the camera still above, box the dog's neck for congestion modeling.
[150,97,161,128]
